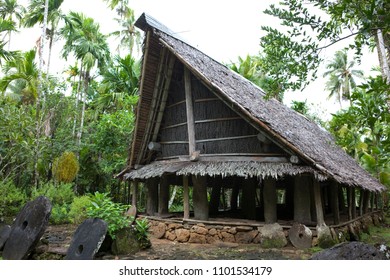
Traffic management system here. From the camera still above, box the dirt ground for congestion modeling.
[31,224,312,260]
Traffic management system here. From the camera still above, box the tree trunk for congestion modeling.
[33,0,50,188]
[375,29,390,82]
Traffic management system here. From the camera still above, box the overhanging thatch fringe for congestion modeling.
[124,161,328,181]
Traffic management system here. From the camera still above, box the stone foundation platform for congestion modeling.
[146,211,384,248]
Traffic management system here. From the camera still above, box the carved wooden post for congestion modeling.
[331,181,340,225]
[158,175,170,216]
[146,177,159,216]
[263,177,277,223]
[294,175,312,223]
[192,175,209,220]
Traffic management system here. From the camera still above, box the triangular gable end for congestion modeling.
[143,58,290,164]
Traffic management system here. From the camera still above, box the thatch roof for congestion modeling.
[123,13,385,192]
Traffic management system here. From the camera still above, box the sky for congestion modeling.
[12,0,380,119]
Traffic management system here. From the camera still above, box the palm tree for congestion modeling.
[0,18,17,64]
[0,0,25,50]
[60,12,110,147]
[0,49,39,103]
[23,0,64,74]
[96,54,140,111]
[323,50,364,109]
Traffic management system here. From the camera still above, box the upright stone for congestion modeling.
[263,178,277,223]
[192,175,209,221]
[65,218,108,260]
[2,196,52,260]
[294,175,312,223]
[0,225,11,250]
[289,223,312,249]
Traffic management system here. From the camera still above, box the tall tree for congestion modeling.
[23,0,64,74]
[60,12,110,149]
[323,50,364,108]
[0,49,38,103]
[259,0,390,94]
[0,18,17,64]
[0,0,25,50]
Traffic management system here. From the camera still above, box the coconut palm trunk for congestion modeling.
[33,0,50,187]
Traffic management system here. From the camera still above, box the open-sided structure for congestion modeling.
[119,13,385,245]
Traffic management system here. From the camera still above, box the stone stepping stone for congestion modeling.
[2,196,52,260]
[0,225,11,250]
[289,223,312,249]
[65,218,108,260]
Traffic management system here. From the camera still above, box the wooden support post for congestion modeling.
[370,192,375,212]
[209,186,221,215]
[242,177,257,220]
[131,180,139,207]
[331,181,340,225]
[230,179,239,211]
[192,175,209,220]
[313,180,325,226]
[375,192,379,211]
[363,190,370,214]
[146,177,159,216]
[263,177,277,224]
[352,188,357,219]
[359,189,364,216]
[184,68,196,155]
[183,176,190,219]
[158,175,170,216]
[339,187,346,214]
[294,175,312,223]
[347,186,352,220]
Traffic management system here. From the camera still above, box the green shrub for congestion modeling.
[86,192,131,239]
[68,195,91,224]
[0,180,27,219]
[32,182,75,205]
[31,182,76,225]
[50,204,71,225]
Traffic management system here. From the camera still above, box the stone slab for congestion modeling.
[2,196,52,260]
[65,218,107,260]
[289,223,312,249]
[0,225,11,250]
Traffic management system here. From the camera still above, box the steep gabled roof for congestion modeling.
[125,13,384,192]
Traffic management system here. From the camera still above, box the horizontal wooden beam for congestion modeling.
[196,134,257,143]
[157,153,288,162]
[161,117,242,130]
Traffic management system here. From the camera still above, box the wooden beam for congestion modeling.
[313,180,325,227]
[151,53,176,142]
[196,134,257,143]
[263,177,277,223]
[363,190,370,214]
[183,176,190,219]
[209,186,221,215]
[184,67,196,155]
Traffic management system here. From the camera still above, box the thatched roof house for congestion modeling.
[120,13,384,234]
